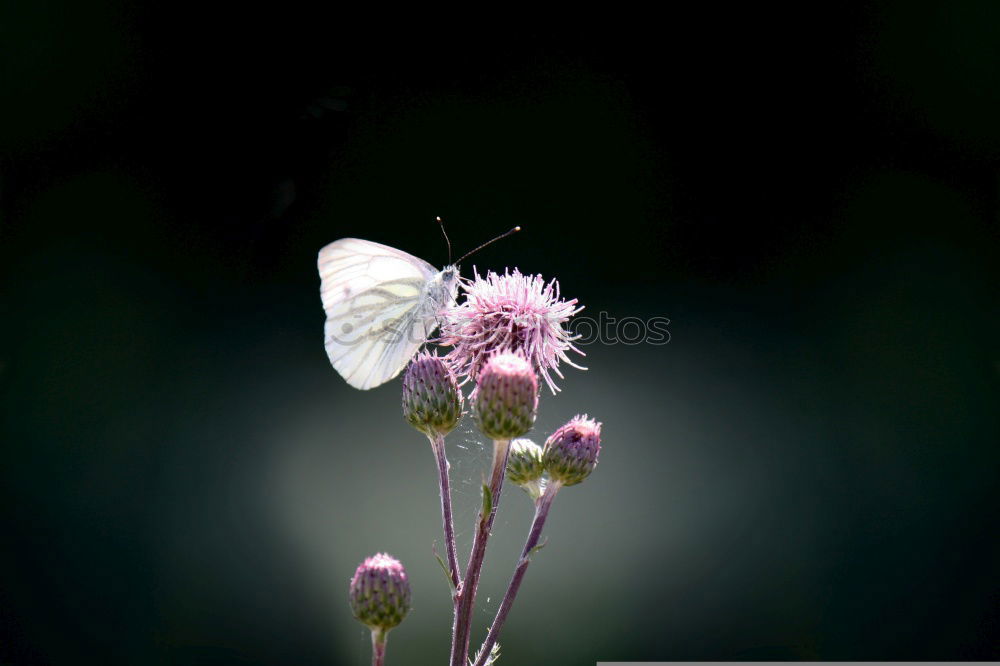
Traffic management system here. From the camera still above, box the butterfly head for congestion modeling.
[426,265,461,310]
[442,265,461,298]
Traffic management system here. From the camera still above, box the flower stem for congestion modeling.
[430,433,461,590]
[371,628,387,666]
[450,438,511,666]
[472,480,562,666]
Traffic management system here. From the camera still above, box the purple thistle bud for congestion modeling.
[440,268,585,394]
[507,438,545,499]
[349,553,411,632]
[473,352,538,440]
[543,414,602,486]
[402,352,463,437]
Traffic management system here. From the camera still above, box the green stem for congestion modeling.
[450,438,511,666]
[473,481,561,665]
[430,433,461,590]
[371,628,387,666]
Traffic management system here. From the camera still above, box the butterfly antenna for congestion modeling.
[454,226,521,266]
[437,216,452,264]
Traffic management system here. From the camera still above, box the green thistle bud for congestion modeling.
[349,553,411,632]
[402,353,463,437]
[473,352,538,440]
[543,414,602,486]
[507,437,545,499]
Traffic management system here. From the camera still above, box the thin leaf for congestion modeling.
[528,538,548,558]
[481,483,493,518]
[471,641,501,666]
[432,543,456,592]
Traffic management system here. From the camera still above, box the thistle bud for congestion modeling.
[543,414,602,486]
[473,352,538,440]
[349,553,411,632]
[507,437,545,499]
[402,353,463,437]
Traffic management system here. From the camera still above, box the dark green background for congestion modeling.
[1,4,998,664]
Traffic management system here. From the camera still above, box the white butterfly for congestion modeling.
[317,238,460,390]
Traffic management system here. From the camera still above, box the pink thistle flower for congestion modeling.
[440,268,585,393]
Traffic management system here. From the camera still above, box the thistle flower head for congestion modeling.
[473,352,538,440]
[507,437,545,499]
[402,352,463,436]
[349,553,411,632]
[507,438,544,485]
[441,268,585,393]
[543,414,602,487]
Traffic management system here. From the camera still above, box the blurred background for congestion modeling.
[1,3,998,664]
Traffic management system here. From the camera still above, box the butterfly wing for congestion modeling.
[318,238,440,390]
